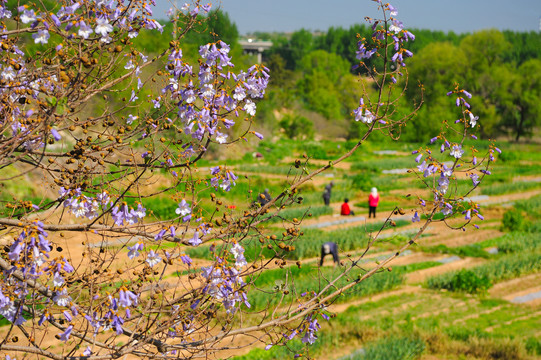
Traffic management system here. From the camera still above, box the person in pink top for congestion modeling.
[368,187,380,218]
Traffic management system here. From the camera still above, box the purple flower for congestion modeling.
[63,310,72,322]
[131,204,146,220]
[450,144,464,159]
[151,97,161,108]
[180,254,192,266]
[95,17,113,36]
[112,204,134,226]
[154,228,166,241]
[128,243,143,259]
[286,330,298,340]
[58,325,73,342]
[119,289,138,307]
[32,29,50,44]
[442,203,453,216]
[467,112,479,128]
[51,128,61,141]
[189,231,201,246]
[53,288,72,307]
[176,200,191,217]
[469,173,479,186]
[146,250,162,267]
[414,153,423,163]
[302,330,317,344]
[412,211,420,223]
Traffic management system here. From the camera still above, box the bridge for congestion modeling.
[238,39,273,63]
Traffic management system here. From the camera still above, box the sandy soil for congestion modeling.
[489,273,541,306]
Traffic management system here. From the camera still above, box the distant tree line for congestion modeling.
[97,10,541,141]
[263,26,541,141]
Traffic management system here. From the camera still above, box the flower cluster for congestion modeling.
[354,2,415,71]
[201,259,250,314]
[0,0,168,158]
[352,2,414,125]
[210,166,238,192]
[111,203,146,226]
[59,188,104,220]
[14,0,164,46]
[162,41,269,145]
[2,220,77,328]
[409,88,498,228]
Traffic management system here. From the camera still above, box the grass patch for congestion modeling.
[482,181,541,195]
[340,336,425,360]
[422,243,492,259]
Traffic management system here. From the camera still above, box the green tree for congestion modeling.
[502,31,541,66]
[460,29,508,71]
[296,50,354,119]
[502,59,541,141]
[279,114,314,140]
[183,10,239,47]
[405,42,467,141]
[272,29,314,70]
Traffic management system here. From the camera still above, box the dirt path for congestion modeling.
[489,273,541,306]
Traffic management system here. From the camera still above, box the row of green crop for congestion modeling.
[263,205,333,224]
[247,260,441,311]
[291,220,410,259]
[186,219,410,262]
[236,286,540,360]
[481,181,541,196]
[247,265,403,311]
[426,251,541,293]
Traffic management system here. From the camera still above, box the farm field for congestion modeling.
[211,139,541,360]
[1,138,540,360]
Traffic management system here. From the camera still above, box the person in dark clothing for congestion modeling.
[322,181,334,206]
[319,242,340,267]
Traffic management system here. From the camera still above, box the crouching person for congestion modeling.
[320,242,340,267]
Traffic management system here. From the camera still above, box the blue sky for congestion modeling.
[153,0,541,34]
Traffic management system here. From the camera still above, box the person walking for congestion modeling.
[368,187,379,218]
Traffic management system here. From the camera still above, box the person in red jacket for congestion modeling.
[340,198,354,216]
[368,187,380,218]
